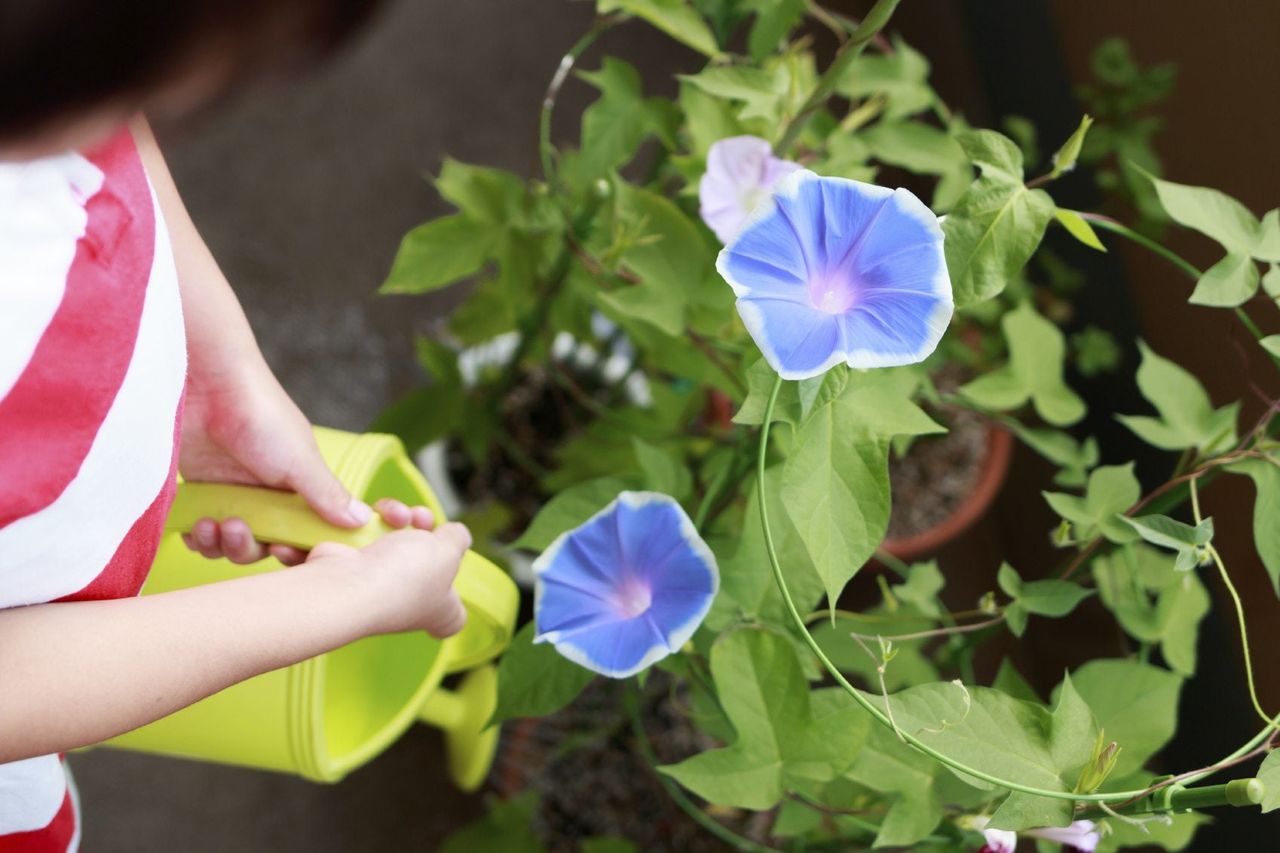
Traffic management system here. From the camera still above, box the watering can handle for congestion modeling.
[165,483,517,672]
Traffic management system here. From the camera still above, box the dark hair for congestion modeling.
[0,0,385,140]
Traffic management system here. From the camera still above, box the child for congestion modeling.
[0,2,471,848]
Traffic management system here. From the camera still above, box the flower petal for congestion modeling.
[737,296,847,380]
[840,289,952,368]
[544,613,671,678]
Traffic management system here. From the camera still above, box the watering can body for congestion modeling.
[99,428,518,791]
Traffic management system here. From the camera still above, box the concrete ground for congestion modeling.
[70,1,682,849]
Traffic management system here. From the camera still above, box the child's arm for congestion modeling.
[132,117,367,565]
[0,522,470,764]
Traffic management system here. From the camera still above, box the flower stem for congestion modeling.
[539,16,621,183]
[774,0,902,156]
[755,372,1158,804]
[624,681,777,852]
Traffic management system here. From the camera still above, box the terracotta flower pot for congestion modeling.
[880,423,1014,563]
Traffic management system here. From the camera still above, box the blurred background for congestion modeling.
[71,0,1279,849]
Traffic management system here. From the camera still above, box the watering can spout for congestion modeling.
[416,664,500,792]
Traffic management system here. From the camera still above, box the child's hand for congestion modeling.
[178,349,381,564]
[182,498,436,565]
[309,521,472,638]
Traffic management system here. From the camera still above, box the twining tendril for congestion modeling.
[755,371,1269,807]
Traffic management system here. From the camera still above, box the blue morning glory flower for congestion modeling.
[533,492,719,678]
[717,169,953,380]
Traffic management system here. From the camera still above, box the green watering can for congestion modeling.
[99,428,519,791]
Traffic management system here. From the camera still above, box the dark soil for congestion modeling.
[886,406,988,542]
[492,675,761,852]
[448,366,608,538]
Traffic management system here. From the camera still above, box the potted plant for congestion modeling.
[380,2,1280,850]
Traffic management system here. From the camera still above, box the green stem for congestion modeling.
[1080,213,1200,279]
[849,614,1006,644]
[756,373,1161,805]
[539,17,619,183]
[1187,477,1277,732]
[774,0,902,156]
[1078,212,1280,371]
[804,1,848,43]
[624,682,777,852]
[1210,543,1278,731]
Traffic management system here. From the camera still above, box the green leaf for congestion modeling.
[877,680,1097,831]
[1226,457,1280,596]
[998,563,1093,637]
[796,367,849,422]
[1042,463,1141,544]
[1149,175,1262,252]
[740,0,805,61]
[1117,340,1238,453]
[735,359,801,425]
[513,477,626,551]
[862,121,967,176]
[440,791,544,853]
[1053,208,1106,251]
[844,725,943,847]
[1189,250,1260,307]
[770,798,824,837]
[893,561,945,617]
[631,438,693,502]
[1066,659,1182,777]
[1259,749,1280,813]
[447,276,519,344]
[714,467,826,623]
[1093,544,1210,676]
[836,368,944,439]
[837,37,936,120]
[1121,513,1213,552]
[1256,209,1280,261]
[660,628,871,809]
[954,128,1028,182]
[736,360,938,437]
[1005,422,1098,487]
[679,65,786,123]
[1147,176,1269,305]
[959,302,1086,426]
[943,132,1055,306]
[1261,335,1280,359]
[1073,325,1123,377]
[599,179,708,336]
[781,393,891,602]
[380,214,497,294]
[1051,114,1093,178]
[492,624,595,725]
[599,0,721,57]
[678,81,742,158]
[435,159,533,227]
[576,58,675,179]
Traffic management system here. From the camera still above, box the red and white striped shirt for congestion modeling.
[1,128,187,851]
